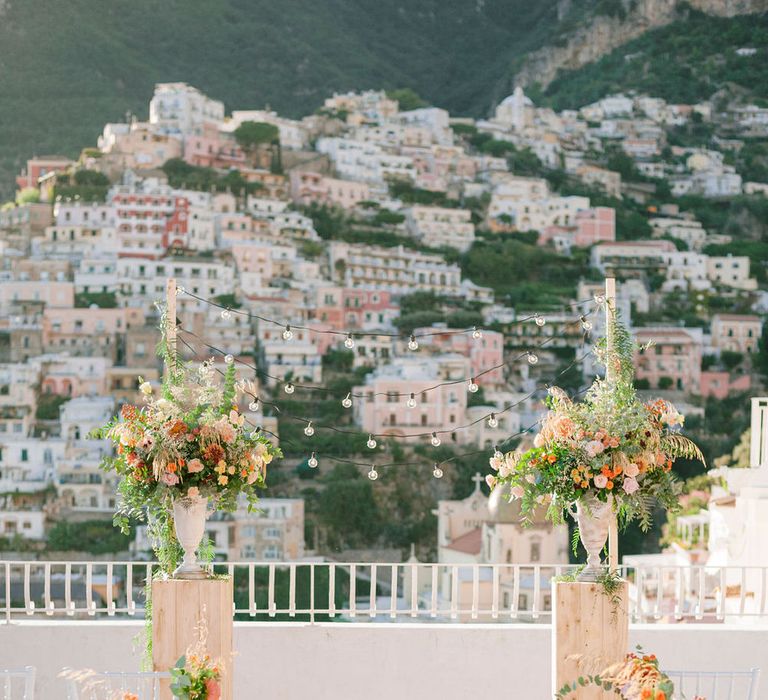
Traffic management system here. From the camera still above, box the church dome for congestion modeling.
[488,484,523,523]
[499,86,533,108]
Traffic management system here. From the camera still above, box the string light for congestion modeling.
[308,452,318,468]
[367,465,379,481]
[493,445,503,459]
[594,293,606,305]
[472,327,482,340]
[282,325,293,341]
[344,333,355,349]
[250,427,261,439]
[176,286,186,295]
[468,378,479,393]
[406,392,417,408]
[224,354,234,364]
[432,464,444,479]
[488,413,498,428]
[534,313,546,327]
[342,393,352,408]
[408,335,419,351]
[284,383,295,395]
[304,421,315,437]
[527,352,538,365]
[248,399,260,412]
[581,316,593,332]
[429,432,441,447]
[221,308,232,320]
[366,434,377,449]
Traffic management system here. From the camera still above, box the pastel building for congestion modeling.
[405,205,475,252]
[634,327,703,393]
[312,287,398,333]
[352,356,470,443]
[538,206,615,251]
[149,83,225,137]
[16,156,73,190]
[707,255,757,291]
[711,314,763,354]
[289,171,371,209]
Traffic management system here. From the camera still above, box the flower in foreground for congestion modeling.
[162,472,179,486]
[622,477,640,495]
[187,458,204,473]
[593,474,608,489]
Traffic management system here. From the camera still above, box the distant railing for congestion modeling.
[2,561,768,624]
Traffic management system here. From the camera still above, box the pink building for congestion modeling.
[16,156,73,190]
[539,207,615,250]
[412,326,504,386]
[290,171,370,209]
[43,307,142,359]
[352,357,470,443]
[711,314,763,354]
[634,327,703,393]
[700,371,751,400]
[183,125,247,170]
[312,287,398,332]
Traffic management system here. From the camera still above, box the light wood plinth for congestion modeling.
[152,577,233,700]
[552,580,629,699]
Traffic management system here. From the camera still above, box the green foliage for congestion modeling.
[720,350,744,370]
[73,169,109,186]
[75,291,118,308]
[389,179,452,207]
[16,187,40,204]
[321,348,355,373]
[233,121,279,149]
[211,293,240,310]
[161,158,261,197]
[35,393,68,420]
[386,87,427,111]
[543,11,768,109]
[47,519,133,554]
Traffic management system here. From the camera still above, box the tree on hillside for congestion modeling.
[386,88,427,112]
[234,121,281,172]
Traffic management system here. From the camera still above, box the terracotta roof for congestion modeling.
[444,528,482,555]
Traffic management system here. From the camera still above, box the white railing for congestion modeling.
[2,561,768,624]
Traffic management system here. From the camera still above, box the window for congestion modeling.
[530,541,541,562]
[21,449,28,462]
[264,545,281,560]
[264,527,281,539]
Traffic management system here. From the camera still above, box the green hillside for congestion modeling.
[0,0,567,198]
[538,10,768,110]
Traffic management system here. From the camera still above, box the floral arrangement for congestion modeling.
[556,649,676,699]
[487,318,703,530]
[94,311,281,569]
[170,653,222,700]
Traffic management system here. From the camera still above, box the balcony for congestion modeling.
[1,561,767,697]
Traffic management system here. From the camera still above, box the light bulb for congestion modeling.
[284,383,295,394]
[342,393,352,409]
[488,413,498,428]
[366,435,377,449]
[594,293,606,305]
[527,352,538,365]
[176,286,186,296]
[282,325,293,341]
[431,432,441,447]
[472,326,482,340]
[534,313,546,327]
[368,466,378,481]
[433,465,444,479]
[221,308,232,320]
[408,335,419,351]
[248,399,260,412]
[493,446,503,459]
[304,422,314,437]
[344,333,355,349]
[406,392,417,408]
[250,427,261,438]
[468,378,479,393]
[308,452,318,469]
[581,316,593,332]
[224,354,234,364]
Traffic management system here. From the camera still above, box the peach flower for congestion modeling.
[187,458,204,473]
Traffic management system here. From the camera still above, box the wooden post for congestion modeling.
[152,578,234,700]
[165,278,177,371]
[553,581,629,699]
[604,277,619,572]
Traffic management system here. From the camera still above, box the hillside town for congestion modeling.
[1,81,767,574]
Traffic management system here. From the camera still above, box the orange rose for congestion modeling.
[606,481,614,490]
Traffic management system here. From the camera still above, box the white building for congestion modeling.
[405,205,475,252]
[149,83,225,137]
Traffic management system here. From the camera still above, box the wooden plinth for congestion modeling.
[152,578,234,700]
[552,581,629,699]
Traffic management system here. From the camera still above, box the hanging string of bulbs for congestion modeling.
[176,286,600,342]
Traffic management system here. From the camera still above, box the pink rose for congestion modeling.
[187,458,204,473]
[622,477,640,494]
[623,462,640,478]
[161,472,179,486]
[489,456,503,471]
[525,473,536,484]
[485,475,497,489]
[187,486,200,498]
[510,485,525,499]
[247,470,260,485]
[593,474,608,489]
[584,440,605,458]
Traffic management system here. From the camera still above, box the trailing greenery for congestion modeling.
[47,519,134,554]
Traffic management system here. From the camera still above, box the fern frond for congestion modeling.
[662,434,706,466]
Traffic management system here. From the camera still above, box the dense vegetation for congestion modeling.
[539,10,768,110]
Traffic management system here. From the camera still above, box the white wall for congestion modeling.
[1,621,767,699]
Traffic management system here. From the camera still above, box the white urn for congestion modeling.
[573,494,612,582]
[172,495,210,579]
